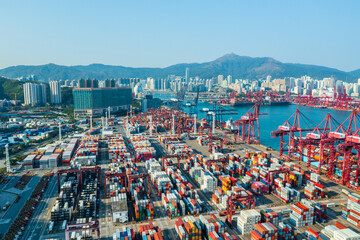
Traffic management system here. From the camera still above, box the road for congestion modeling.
[0,172,42,237]
[21,173,59,240]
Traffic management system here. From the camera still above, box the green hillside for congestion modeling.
[0,77,24,101]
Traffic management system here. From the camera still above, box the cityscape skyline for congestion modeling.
[1,1,360,71]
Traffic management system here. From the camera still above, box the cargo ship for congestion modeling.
[231,100,290,107]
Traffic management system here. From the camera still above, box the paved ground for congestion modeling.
[0,170,42,236]
[3,116,360,240]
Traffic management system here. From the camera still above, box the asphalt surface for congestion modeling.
[0,172,42,237]
[4,117,360,240]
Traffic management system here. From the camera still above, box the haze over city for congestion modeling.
[1,0,360,71]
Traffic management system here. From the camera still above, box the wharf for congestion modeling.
[8,113,360,240]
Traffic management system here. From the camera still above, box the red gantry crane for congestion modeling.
[127,173,151,198]
[161,155,181,170]
[65,220,100,240]
[271,109,318,161]
[234,90,267,144]
[298,113,341,174]
[104,172,127,197]
[57,168,80,193]
[226,193,256,228]
[329,111,360,187]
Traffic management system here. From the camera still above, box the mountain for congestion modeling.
[0,54,359,82]
[0,77,24,101]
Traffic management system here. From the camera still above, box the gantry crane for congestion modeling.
[226,193,256,228]
[161,155,181,170]
[104,172,127,197]
[266,167,290,184]
[127,173,151,198]
[271,109,317,161]
[80,166,102,188]
[65,220,100,240]
[57,168,80,193]
[224,131,237,145]
[206,158,227,171]
[299,113,340,174]
[234,90,266,144]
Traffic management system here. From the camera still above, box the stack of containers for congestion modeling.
[139,222,163,240]
[23,154,36,169]
[62,138,78,165]
[131,180,154,221]
[151,171,173,196]
[304,181,325,200]
[277,223,296,239]
[237,209,261,235]
[199,214,226,239]
[175,216,202,240]
[48,153,60,168]
[260,209,279,226]
[272,180,300,203]
[289,199,315,227]
[113,227,135,240]
[344,192,360,226]
[251,181,270,195]
[316,221,360,239]
[130,134,156,161]
[313,201,328,223]
[197,136,209,146]
[108,134,131,163]
[168,143,193,158]
[71,136,98,166]
[201,173,218,193]
[251,222,278,239]
[189,167,204,186]
[39,155,49,168]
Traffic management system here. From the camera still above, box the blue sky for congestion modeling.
[0,0,359,71]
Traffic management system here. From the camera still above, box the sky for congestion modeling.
[0,1,359,71]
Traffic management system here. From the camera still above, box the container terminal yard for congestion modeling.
[2,106,360,240]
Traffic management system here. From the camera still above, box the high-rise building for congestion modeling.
[266,75,272,83]
[217,75,224,85]
[104,79,116,88]
[78,79,99,88]
[23,83,38,106]
[227,75,232,85]
[37,84,47,104]
[50,80,62,104]
[185,68,189,84]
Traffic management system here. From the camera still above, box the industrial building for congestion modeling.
[73,87,132,116]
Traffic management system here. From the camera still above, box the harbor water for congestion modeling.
[154,93,351,150]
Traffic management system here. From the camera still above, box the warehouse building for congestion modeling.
[73,87,132,116]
